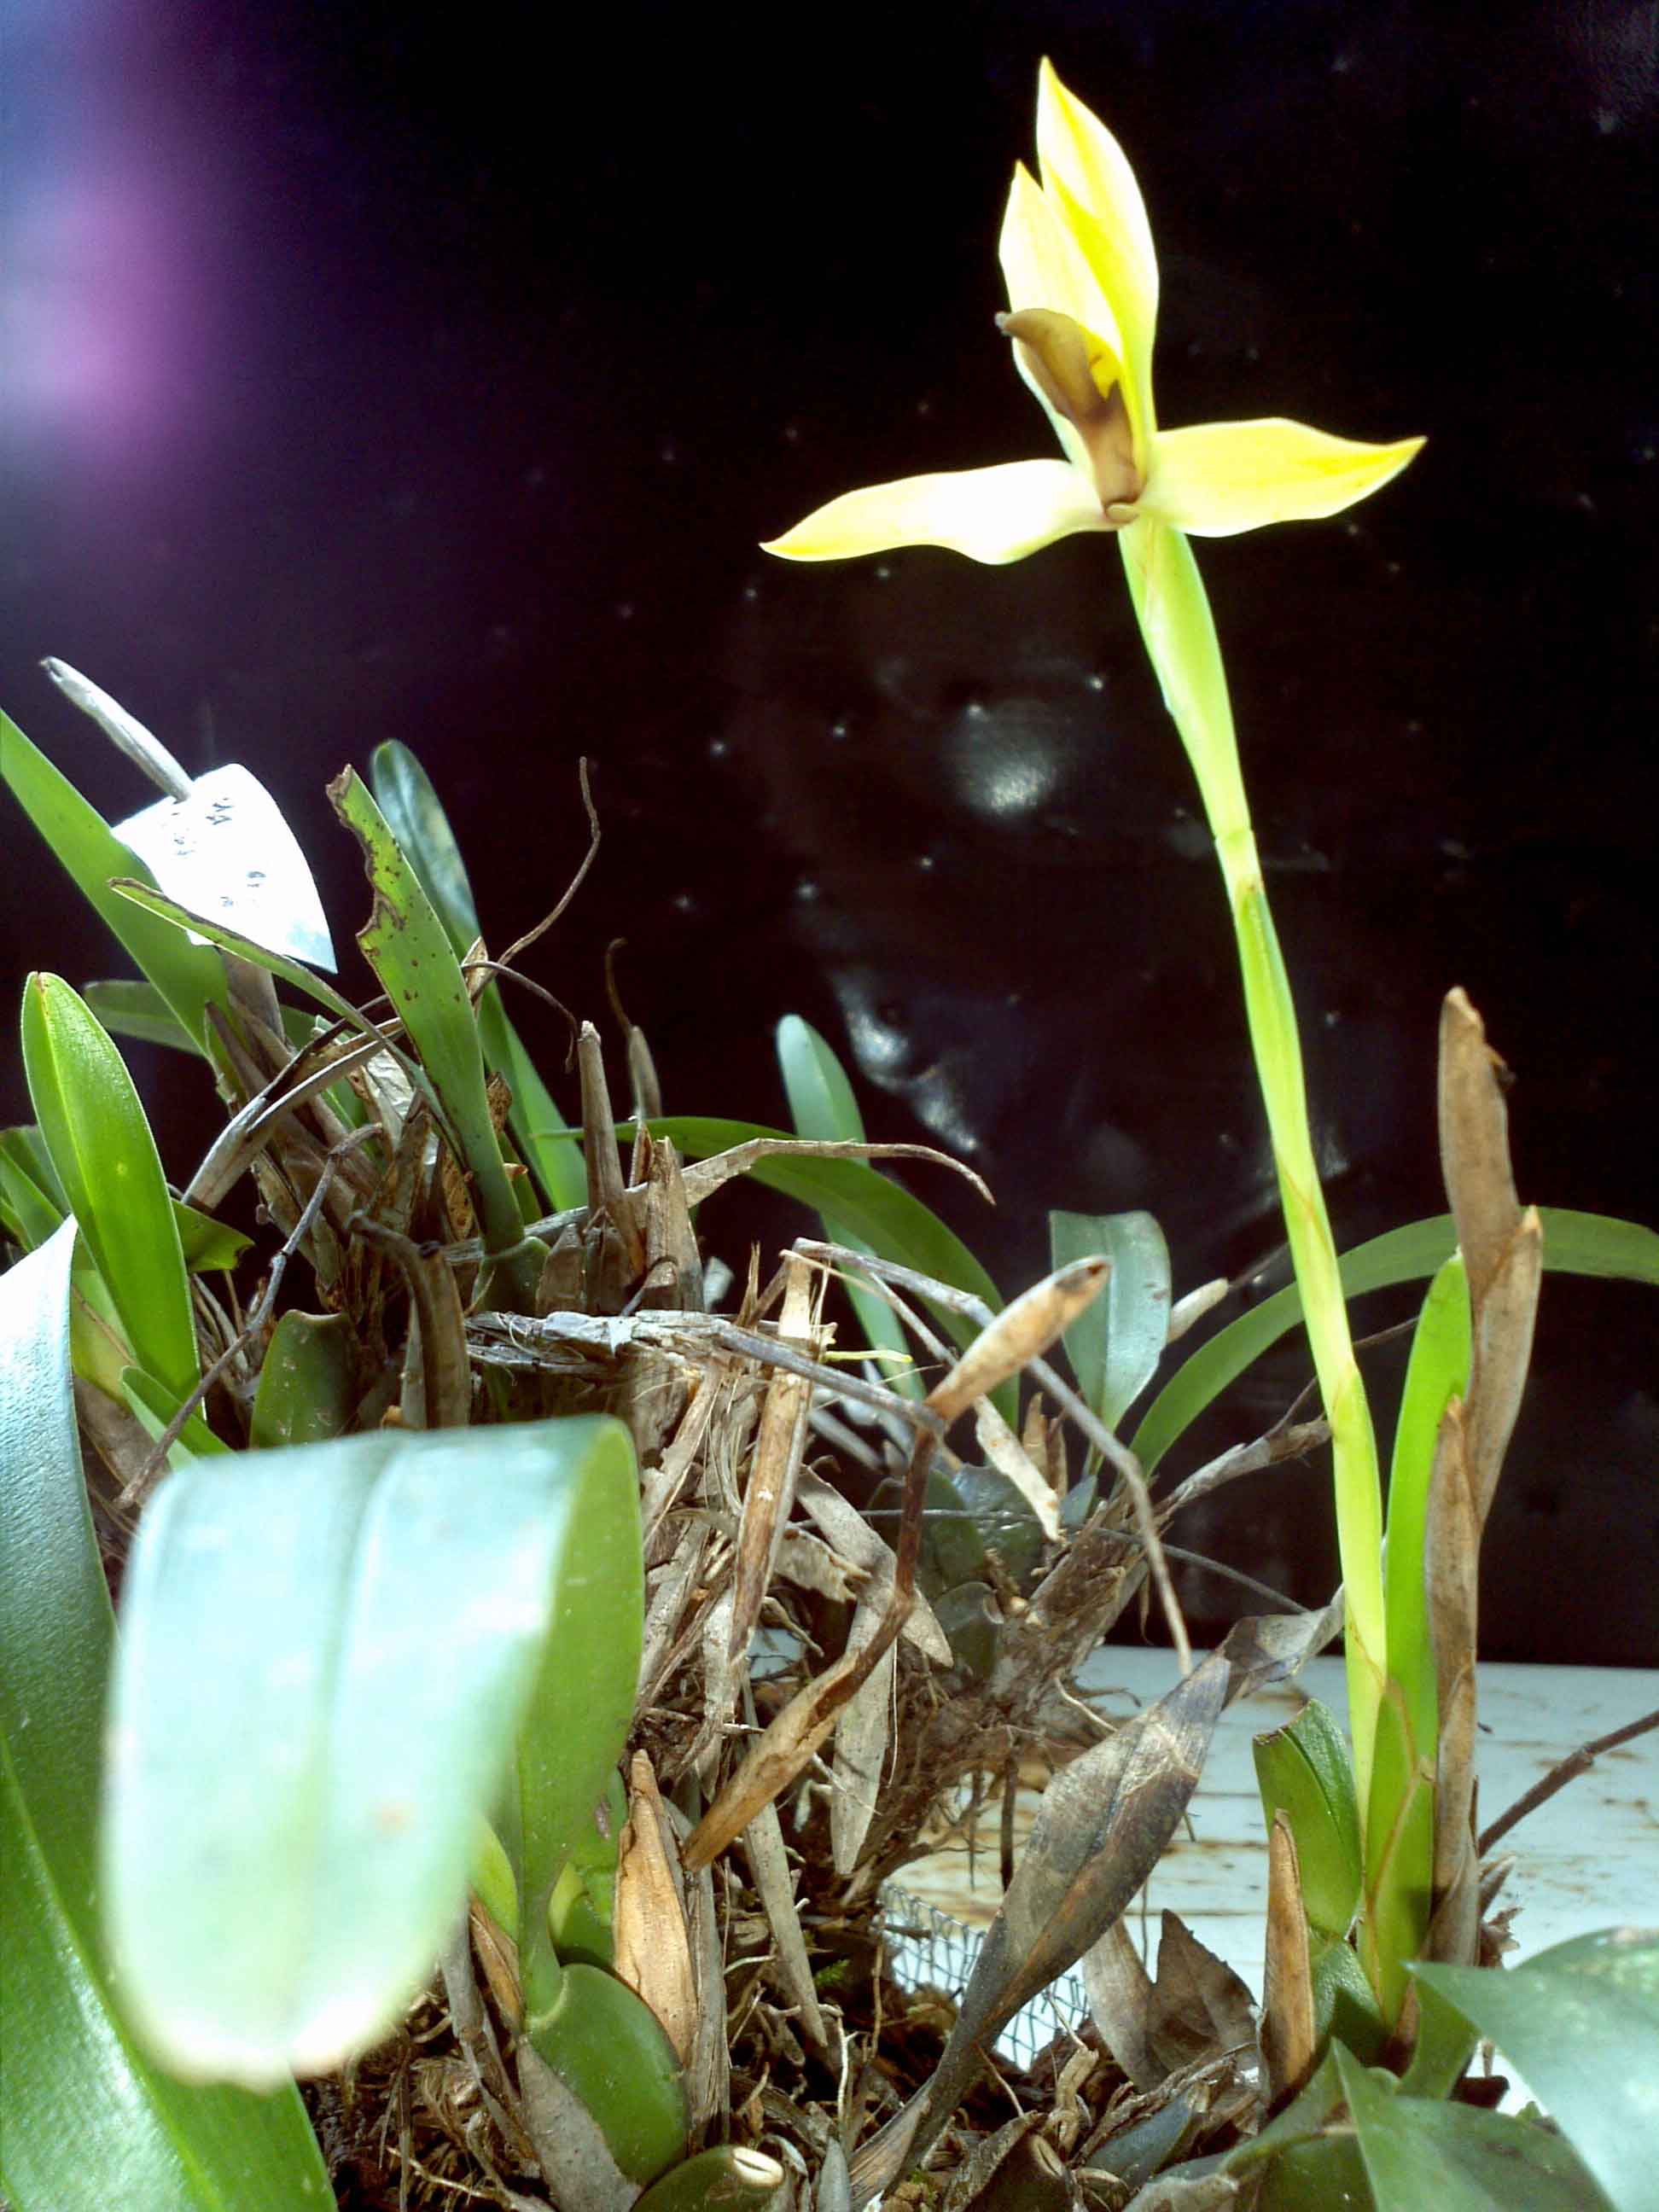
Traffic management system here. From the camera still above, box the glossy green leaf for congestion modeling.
[632,2145,786,2212]
[777,1014,921,1398]
[527,1958,688,2184]
[1132,1208,1659,1476]
[0,1121,66,1207]
[329,769,539,1302]
[2,711,226,1051]
[1253,1698,1362,1939]
[1332,2040,1608,2212]
[549,1857,616,1968]
[103,1412,639,2087]
[0,1221,329,2211]
[1050,1208,1169,1430]
[370,740,586,1211]
[22,974,199,1405]
[248,1312,358,1449]
[640,1115,1008,1413]
[511,1423,643,2029]
[1308,1925,1388,2064]
[1413,1929,1659,2212]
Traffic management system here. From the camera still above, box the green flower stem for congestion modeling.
[1121,519,1386,1823]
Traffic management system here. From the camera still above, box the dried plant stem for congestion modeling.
[1478,1704,1659,1855]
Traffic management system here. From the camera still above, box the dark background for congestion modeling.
[3,1,1655,1662]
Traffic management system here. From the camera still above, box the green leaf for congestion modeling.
[631,2145,785,2212]
[2,710,227,1051]
[0,1221,329,2211]
[329,768,540,1301]
[1384,1255,1470,1764]
[82,977,203,1055]
[1225,2047,1346,2170]
[22,974,199,1405]
[777,1015,922,1398]
[102,1412,640,2087]
[1396,1972,1478,2100]
[367,738,483,953]
[511,1429,643,2027]
[641,1114,1007,1409]
[1132,1209,1659,1476]
[1308,1925,1389,2064]
[1049,1208,1169,1430]
[1360,1679,1435,2024]
[1412,1930,1659,2212]
[1253,1698,1362,1939]
[172,1199,253,1274]
[3,1116,248,1273]
[527,1959,688,2184]
[0,1125,67,1248]
[1331,2041,1609,2212]
[248,1312,358,1449]
[1224,2050,1373,2212]
[370,740,585,1212]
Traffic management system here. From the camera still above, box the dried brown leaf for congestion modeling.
[684,1637,878,1871]
[1260,1814,1315,2104]
[927,1257,1109,1430]
[614,1753,698,2065]
[681,1137,993,1210]
[731,1256,824,1660]
[1147,1914,1255,2076]
[795,1469,952,1666]
[1082,1918,1159,2093]
[831,1604,894,1877]
[740,1797,830,2053]
[969,1398,1062,1542]
[1437,987,1520,1315]
[777,1528,860,1606]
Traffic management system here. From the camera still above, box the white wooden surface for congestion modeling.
[893,1650,1659,2004]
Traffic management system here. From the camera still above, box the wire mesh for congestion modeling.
[880,1884,1092,2071]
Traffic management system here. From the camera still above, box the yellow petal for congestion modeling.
[1138,418,1424,536]
[762,460,1111,566]
[1035,60,1159,444]
[998,166,1132,483]
[999,162,1124,364]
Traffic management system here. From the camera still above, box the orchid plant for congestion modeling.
[766,58,1429,2021]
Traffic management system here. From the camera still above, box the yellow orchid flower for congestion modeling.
[761,61,1425,1908]
[764,59,1421,564]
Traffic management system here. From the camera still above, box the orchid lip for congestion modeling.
[996,307,1144,519]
